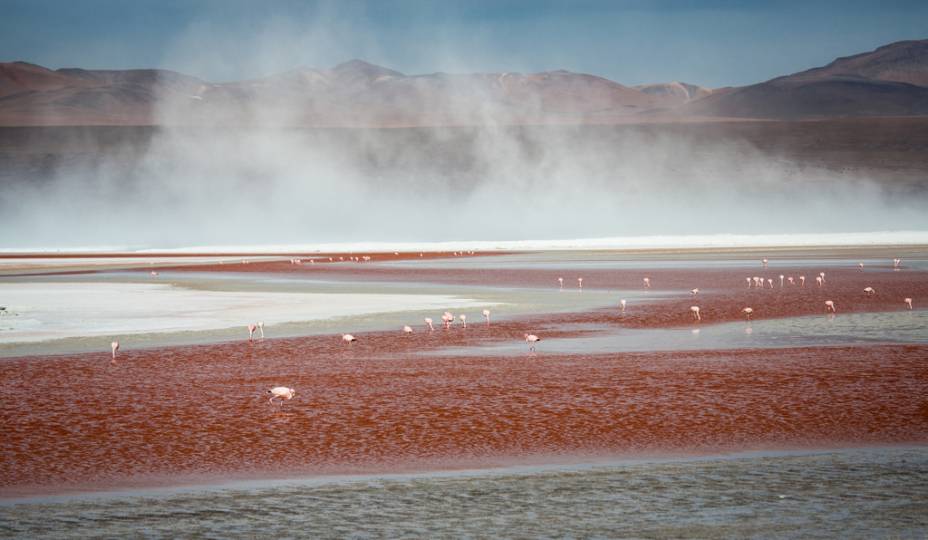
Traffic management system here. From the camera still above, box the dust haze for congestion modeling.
[1,18,926,249]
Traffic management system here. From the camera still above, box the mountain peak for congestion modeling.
[331,59,403,78]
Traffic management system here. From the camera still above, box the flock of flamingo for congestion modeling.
[107,255,916,406]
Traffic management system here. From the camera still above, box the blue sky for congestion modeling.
[1,0,926,87]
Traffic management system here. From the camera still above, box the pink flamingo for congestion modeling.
[459,314,467,328]
[742,307,753,320]
[762,258,768,268]
[863,287,875,297]
[150,271,159,277]
[788,276,795,286]
[753,277,762,288]
[403,325,413,334]
[824,300,836,313]
[342,334,356,344]
[904,297,913,310]
[441,312,454,329]
[816,276,823,287]
[248,324,257,342]
[111,341,119,359]
[779,275,784,288]
[690,288,699,296]
[425,318,434,331]
[746,277,752,288]
[858,262,864,271]
[643,277,651,289]
[690,306,701,321]
[766,278,773,289]
[257,321,265,339]
[267,386,295,405]
[558,277,564,289]
[893,258,902,269]
[819,271,826,283]
[483,309,491,324]
[578,277,583,290]
[524,333,540,351]
[799,275,806,287]
[620,299,627,313]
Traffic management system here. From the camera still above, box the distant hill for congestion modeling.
[1,39,927,126]
[684,40,928,119]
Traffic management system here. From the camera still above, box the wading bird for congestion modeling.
[403,325,413,334]
[459,314,467,328]
[342,334,356,344]
[257,321,265,339]
[762,258,769,268]
[691,288,699,296]
[788,276,795,286]
[690,306,701,321]
[620,299,627,313]
[799,275,806,287]
[442,312,454,329]
[858,262,864,271]
[825,300,836,313]
[578,277,583,290]
[819,271,826,283]
[816,276,823,287]
[150,271,158,277]
[742,307,753,320]
[894,258,902,269]
[779,275,785,288]
[248,324,257,342]
[425,318,434,331]
[766,278,773,289]
[111,341,119,359]
[643,277,651,289]
[864,287,875,297]
[524,333,540,351]
[905,298,913,310]
[558,277,564,289]
[267,386,295,405]
[483,309,491,324]
[746,277,752,288]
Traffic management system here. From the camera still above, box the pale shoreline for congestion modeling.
[3,443,925,505]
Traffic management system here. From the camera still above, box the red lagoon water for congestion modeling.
[2,336,927,496]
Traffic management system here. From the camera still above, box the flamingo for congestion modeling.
[691,288,699,296]
[799,275,806,287]
[863,287,875,297]
[342,334,356,344]
[620,299,627,313]
[643,277,651,289]
[762,258,768,268]
[248,324,257,342]
[441,312,454,329]
[267,386,295,405]
[825,300,836,313]
[779,275,785,288]
[816,276,823,287]
[742,307,753,320]
[753,277,762,288]
[524,333,540,351]
[819,271,826,283]
[690,306,701,321]
[788,276,795,286]
[904,297,913,310]
[746,277,752,288]
[578,277,583,290]
[111,341,119,359]
[425,318,434,331]
[858,262,864,271]
[893,258,902,269]
[459,314,467,328]
[403,325,413,334]
[150,271,159,277]
[766,278,773,289]
[257,321,265,339]
[482,309,491,324]
[558,277,564,289]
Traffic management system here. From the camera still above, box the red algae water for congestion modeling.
[2,336,927,496]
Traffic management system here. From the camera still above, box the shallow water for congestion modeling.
[2,448,926,538]
[438,309,928,355]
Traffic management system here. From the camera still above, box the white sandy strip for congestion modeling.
[0,283,490,344]
[3,231,926,255]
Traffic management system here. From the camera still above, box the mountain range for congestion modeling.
[1,39,926,126]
